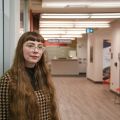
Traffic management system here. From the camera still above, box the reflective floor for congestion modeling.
[53,76,120,120]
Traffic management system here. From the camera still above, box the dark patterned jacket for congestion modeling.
[0,72,10,120]
[0,72,53,120]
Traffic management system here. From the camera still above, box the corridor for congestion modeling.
[53,76,120,120]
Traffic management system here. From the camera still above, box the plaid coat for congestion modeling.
[0,72,52,120]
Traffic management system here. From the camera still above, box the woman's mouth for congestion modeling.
[30,56,39,59]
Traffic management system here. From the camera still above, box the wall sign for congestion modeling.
[86,28,94,33]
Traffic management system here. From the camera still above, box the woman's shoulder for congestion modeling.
[35,86,50,93]
[0,70,12,83]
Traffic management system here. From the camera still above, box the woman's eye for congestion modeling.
[27,44,34,48]
[38,46,43,49]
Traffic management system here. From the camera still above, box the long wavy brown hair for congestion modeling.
[9,31,59,120]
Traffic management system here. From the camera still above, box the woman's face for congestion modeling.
[23,40,45,68]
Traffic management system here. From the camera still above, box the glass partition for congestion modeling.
[0,0,3,76]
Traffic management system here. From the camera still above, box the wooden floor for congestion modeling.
[53,76,120,120]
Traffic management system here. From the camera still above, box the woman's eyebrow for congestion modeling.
[38,44,43,46]
[26,42,43,46]
[26,42,34,45]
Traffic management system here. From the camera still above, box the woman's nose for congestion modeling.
[33,47,39,52]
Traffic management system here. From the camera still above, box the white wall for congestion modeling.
[110,20,120,92]
[87,33,96,81]
[77,35,87,59]
[87,28,112,82]
[77,35,87,73]
[86,20,120,93]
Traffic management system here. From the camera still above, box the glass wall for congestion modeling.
[0,0,20,74]
[0,0,3,76]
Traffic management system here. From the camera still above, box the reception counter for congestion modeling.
[51,59,79,75]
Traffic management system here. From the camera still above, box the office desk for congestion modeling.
[51,59,79,75]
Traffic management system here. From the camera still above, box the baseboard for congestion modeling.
[87,77,103,84]
[52,74,80,77]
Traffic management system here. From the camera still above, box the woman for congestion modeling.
[0,31,59,120]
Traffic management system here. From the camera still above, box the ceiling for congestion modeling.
[30,0,120,40]
[31,0,120,13]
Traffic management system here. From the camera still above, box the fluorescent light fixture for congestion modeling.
[39,13,118,39]
[42,2,67,8]
[40,23,74,27]
[91,13,120,18]
[40,30,86,35]
[44,37,75,40]
[42,34,82,38]
[40,21,110,24]
[45,38,73,39]
[89,2,120,8]
[39,20,110,28]
[42,2,120,8]
[41,14,90,19]
[39,28,86,32]
[39,28,86,31]
[41,13,120,19]
[75,23,110,28]
[40,23,110,28]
